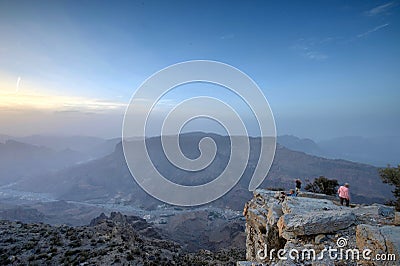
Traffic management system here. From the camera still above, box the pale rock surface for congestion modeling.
[356,224,400,265]
[243,189,398,265]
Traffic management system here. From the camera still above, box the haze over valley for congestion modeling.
[0,132,396,252]
[0,1,399,264]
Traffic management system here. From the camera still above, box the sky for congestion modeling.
[0,0,399,140]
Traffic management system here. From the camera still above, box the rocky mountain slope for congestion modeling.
[0,212,244,265]
[14,134,393,211]
[0,200,246,253]
[159,209,245,252]
[242,189,400,265]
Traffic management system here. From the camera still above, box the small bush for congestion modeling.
[305,176,339,195]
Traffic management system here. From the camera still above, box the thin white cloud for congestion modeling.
[365,2,396,16]
[292,38,330,61]
[357,23,390,38]
[0,92,127,113]
[303,51,328,60]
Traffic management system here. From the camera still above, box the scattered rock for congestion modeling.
[0,212,245,265]
[314,234,326,244]
[376,204,395,217]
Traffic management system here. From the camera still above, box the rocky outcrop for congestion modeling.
[242,189,398,265]
[278,210,356,239]
[356,224,400,265]
[160,209,246,252]
[0,212,245,265]
[89,212,162,239]
[0,206,45,223]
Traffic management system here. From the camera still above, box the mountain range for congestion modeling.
[278,135,400,167]
[0,132,396,254]
[0,140,86,185]
[0,137,120,186]
[10,132,393,210]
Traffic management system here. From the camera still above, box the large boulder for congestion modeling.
[277,210,355,239]
[356,224,400,264]
[281,196,343,215]
[356,224,386,256]
[380,226,400,260]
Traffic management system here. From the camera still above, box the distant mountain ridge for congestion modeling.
[1,133,394,257]
[278,135,400,167]
[2,133,398,167]
[0,140,87,185]
[0,134,120,159]
[14,133,393,210]
[277,135,323,156]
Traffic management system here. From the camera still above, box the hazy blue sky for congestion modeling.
[0,0,399,139]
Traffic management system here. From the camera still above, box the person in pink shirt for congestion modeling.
[338,183,350,207]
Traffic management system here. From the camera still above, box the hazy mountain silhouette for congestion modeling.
[4,133,398,167]
[318,136,400,167]
[0,135,120,160]
[14,133,393,210]
[278,135,400,167]
[277,135,323,156]
[10,135,105,152]
[0,140,87,185]
[0,134,12,143]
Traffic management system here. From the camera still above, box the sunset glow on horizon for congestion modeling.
[0,1,399,139]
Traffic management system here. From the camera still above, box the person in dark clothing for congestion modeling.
[295,179,302,195]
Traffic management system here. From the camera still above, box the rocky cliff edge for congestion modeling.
[240,189,400,266]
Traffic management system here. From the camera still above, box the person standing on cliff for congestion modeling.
[295,179,302,195]
[338,183,350,207]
